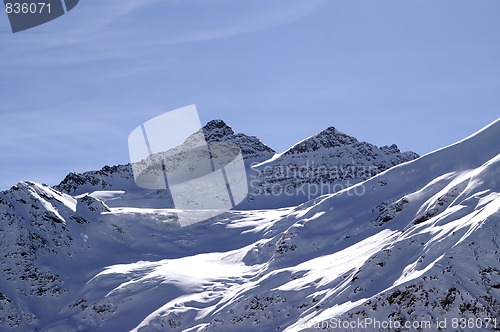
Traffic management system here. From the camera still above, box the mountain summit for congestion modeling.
[55,120,275,196]
[201,119,276,162]
[284,126,359,154]
[202,119,235,140]
[246,125,419,208]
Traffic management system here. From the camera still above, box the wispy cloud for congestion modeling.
[0,0,326,67]
[158,0,326,45]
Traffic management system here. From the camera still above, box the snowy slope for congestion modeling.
[0,119,498,331]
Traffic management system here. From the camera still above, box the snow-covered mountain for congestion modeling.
[55,120,273,191]
[55,120,418,209]
[52,120,276,209]
[245,126,419,208]
[0,119,498,331]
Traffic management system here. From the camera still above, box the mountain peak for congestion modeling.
[284,126,359,155]
[380,143,401,154]
[202,119,234,141]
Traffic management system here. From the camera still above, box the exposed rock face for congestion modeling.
[284,127,359,154]
[245,125,419,208]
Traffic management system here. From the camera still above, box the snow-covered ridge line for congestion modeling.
[54,119,419,209]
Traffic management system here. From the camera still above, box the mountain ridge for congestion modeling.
[54,120,419,209]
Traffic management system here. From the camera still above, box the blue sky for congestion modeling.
[1,0,499,190]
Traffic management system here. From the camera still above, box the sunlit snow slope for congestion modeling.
[0,119,498,331]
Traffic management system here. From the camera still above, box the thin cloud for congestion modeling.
[159,0,326,45]
[1,0,327,67]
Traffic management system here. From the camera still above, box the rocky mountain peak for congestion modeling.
[380,143,401,154]
[200,119,275,161]
[202,119,234,141]
[284,126,359,155]
[55,120,275,195]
